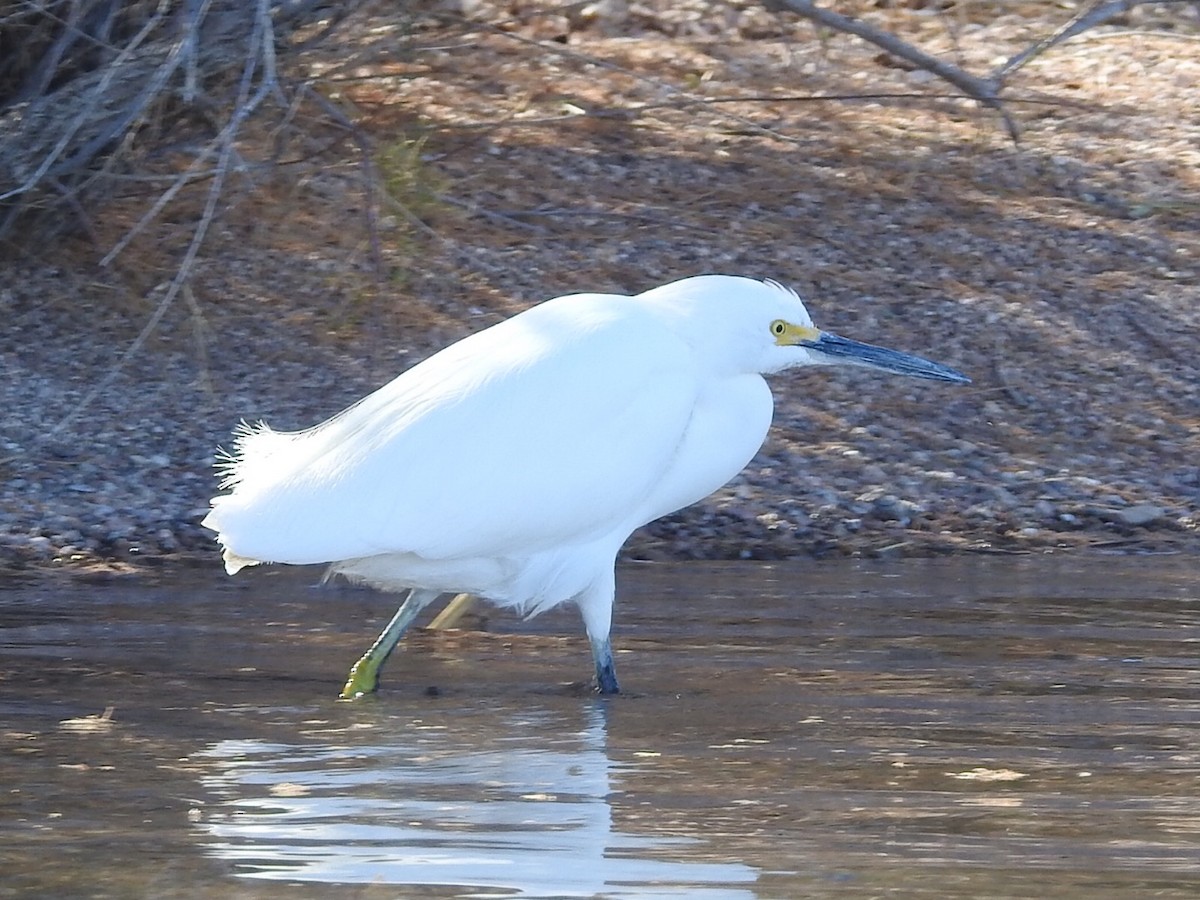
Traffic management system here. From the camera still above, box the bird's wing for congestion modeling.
[205,296,701,565]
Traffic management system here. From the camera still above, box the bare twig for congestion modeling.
[768,0,1195,143]
[1121,307,1186,364]
[182,281,215,398]
[995,0,1195,81]
[767,0,1016,139]
[476,20,809,147]
[0,0,368,242]
[438,195,547,233]
[0,3,174,204]
[297,82,387,277]
[47,0,301,436]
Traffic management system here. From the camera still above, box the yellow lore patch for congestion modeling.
[771,320,820,346]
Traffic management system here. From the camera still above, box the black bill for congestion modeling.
[805,332,971,384]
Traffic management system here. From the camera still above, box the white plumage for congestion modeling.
[203,275,968,696]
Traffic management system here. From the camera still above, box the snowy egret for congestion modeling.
[203,275,969,697]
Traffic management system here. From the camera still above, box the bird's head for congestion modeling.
[639,275,970,384]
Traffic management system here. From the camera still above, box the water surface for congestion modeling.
[2,557,1198,898]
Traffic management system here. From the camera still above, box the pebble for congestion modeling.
[1107,504,1165,527]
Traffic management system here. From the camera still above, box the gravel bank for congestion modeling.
[2,3,1197,574]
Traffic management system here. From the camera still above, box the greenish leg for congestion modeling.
[339,588,441,699]
[427,593,477,630]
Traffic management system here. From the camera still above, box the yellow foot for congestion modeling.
[338,655,381,700]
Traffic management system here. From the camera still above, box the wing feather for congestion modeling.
[204,294,699,565]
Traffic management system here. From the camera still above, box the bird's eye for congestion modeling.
[770,320,787,336]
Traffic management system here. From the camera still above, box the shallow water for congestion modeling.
[2,557,1199,898]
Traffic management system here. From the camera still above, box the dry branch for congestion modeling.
[994,0,1196,81]
[0,0,396,437]
[768,0,1194,141]
[0,0,364,243]
[769,0,1014,135]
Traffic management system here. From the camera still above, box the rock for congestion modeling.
[1113,504,1166,527]
[870,495,919,524]
[861,464,888,483]
[1033,499,1057,519]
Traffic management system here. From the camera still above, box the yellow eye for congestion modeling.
[770,320,787,336]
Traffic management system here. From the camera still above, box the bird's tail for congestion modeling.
[203,419,300,574]
[220,549,261,575]
[215,419,299,490]
[200,496,264,575]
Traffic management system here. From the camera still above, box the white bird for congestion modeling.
[203,275,968,697]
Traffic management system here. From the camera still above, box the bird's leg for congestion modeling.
[577,578,620,695]
[427,592,477,630]
[591,635,620,695]
[339,588,440,699]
